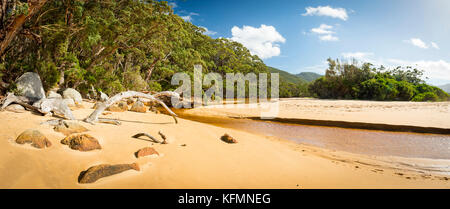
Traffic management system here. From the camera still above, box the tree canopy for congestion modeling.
[308,58,449,101]
[0,0,268,97]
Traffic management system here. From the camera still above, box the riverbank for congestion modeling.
[184,98,450,129]
[0,100,449,188]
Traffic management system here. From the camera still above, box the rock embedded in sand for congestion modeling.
[220,133,238,144]
[47,91,62,99]
[5,104,25,112]
[78,163,140,184]
[149,106,160,114]
[130,101,147,113]
[135,147,159,158]
[54,121,89,136]
[61,134,101,151]
[63,88,83,104]
[16,129,52,149]
[106,101,128,112]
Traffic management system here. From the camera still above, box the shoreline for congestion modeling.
[0,100,449,188]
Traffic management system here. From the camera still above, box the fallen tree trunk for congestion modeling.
[84,91,178,124]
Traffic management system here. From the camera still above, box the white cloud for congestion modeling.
[230,24,286,59]
[431,42,440,50]
[310,24,339,41]
[404,38,429,49]
[302,6,349,21]
[341,52,374,60]
[200,26,217,36]
[319,34,339,41]
[181,12,199,22]
[311,24,334,35]
[386,59,450,84]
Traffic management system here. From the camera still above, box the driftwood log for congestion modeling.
[83,91,178,124]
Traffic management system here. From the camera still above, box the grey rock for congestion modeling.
[47,91,62,99]
[5,104,25,112]
[15,72,46,102]
[63,88,82,104]
[63,98,75,107]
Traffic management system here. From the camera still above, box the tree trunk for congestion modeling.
[0,0,48,57]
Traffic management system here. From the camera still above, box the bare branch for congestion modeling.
[83,91,178,124]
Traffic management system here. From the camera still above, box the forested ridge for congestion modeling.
[0,0,447,102]
[0,0,267,97]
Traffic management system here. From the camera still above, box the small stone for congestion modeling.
[54,121,89,136]
[135,147,159,158]
[5,104,25,112]
[106,101,128,112]
[61,134,101,151]
[63,88,83,104]
[47,91,62,99]
[126,98,135,105]
[130,101,146,113]
[149,106,160,114]
[16,129,52,149]
[78,163,140,184]
[220,133,238,144]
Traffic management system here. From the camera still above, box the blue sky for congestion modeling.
[169,0,450,85]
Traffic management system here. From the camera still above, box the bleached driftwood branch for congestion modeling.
[84,91,178,124]
[132,133,162,143]
[1,92,75,120]
[1,93,42,113]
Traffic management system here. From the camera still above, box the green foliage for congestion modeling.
[308,58,449,102]
[123,69,148,91]
[296,72,322,82]
[268,67,310,98]
[0,0,271,98]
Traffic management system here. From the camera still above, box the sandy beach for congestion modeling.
[0,99,449,189]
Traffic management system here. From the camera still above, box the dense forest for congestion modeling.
[0,0,267,97]
[309,59,450,101]
[0,0,447,102]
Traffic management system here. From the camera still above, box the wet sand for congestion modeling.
[0,100,449,188]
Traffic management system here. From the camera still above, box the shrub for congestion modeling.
[412,92,439,102]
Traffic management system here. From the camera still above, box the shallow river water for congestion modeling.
[174,111,450,160]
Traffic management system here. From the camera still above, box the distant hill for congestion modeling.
[268,67,306,84]
[296,72,323,82]
[439,84,450,93]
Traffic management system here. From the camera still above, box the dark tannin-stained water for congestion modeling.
[175,112,450,160]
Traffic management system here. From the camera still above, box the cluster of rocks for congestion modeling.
[14,120,165,184]
[101,98,162,114]
[5,72,188,185]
